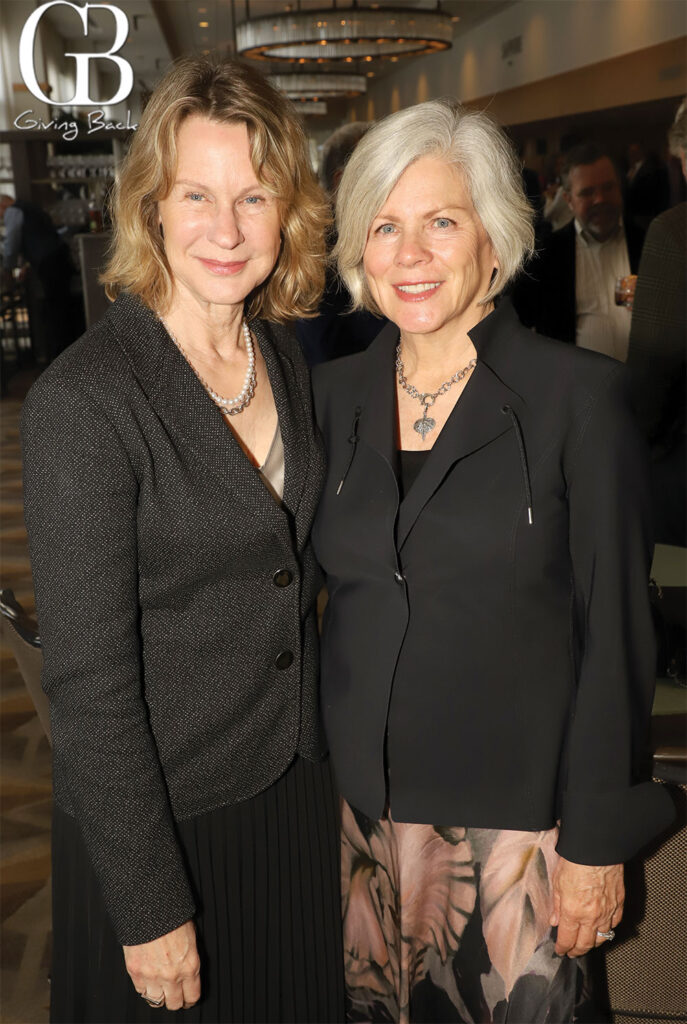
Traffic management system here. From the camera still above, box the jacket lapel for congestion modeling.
[396,361,517,549]
[356,321,399,475]
[396,299,526,550]
[341,307,526,550]
[252,320,308,522]
[340,301,529,552]
[155,330,265,499]
[108,295,297,536]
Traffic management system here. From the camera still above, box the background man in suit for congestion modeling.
[513,143,644,360]
[626,99,686,545]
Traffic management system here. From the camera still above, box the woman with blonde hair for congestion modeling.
[312,98,673,1022]
[22,55,342,1022]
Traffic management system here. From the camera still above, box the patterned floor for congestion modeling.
[1,369,51,1023]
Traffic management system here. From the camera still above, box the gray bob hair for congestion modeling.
[334,98,535,311]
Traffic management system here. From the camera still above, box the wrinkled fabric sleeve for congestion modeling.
[21,375,196,944]
[557,364,674,865]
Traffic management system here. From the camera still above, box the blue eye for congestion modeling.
[376,223,396,235]
[243,195,263,205]
[434,217,453,228]
[187,192,204,201]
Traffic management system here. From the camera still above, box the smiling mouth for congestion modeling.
[396,282,441,295]
[197,257,247,274]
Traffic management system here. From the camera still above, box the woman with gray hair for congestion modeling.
[311,98,673,1022]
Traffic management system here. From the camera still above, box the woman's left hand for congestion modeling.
[550,857,624,957]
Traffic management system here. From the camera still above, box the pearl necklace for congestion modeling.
[160,316,257,416]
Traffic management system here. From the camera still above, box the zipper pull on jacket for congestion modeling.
[336,406,362,495]
[501,404,534,525]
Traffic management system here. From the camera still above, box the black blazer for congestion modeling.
[312,299,673,866]
[21,293,326,945]
[512,219,645,345]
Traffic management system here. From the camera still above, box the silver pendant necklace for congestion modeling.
[160,316,257,416]
[396,343,477,440]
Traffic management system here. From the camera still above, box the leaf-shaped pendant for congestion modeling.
[414,416,436,439]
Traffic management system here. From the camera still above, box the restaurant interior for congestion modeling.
[0,1,685,1021]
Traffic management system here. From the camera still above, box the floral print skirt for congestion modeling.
[342,801,600,1024]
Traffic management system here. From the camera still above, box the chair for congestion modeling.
[0,588,50,744]
[603,715,687,1023]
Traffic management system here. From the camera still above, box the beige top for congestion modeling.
[258,421,285,503]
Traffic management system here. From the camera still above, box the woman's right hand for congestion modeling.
[123,920,201,1010]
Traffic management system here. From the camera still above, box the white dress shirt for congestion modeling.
[574,218,632,361]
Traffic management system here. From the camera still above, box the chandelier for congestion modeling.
[268,73,367,99]
[298,101,328,115]
[236,5,453,65]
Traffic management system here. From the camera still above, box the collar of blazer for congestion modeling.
[102,292,310,529]
[353,297,527,549]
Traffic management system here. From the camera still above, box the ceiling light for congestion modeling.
[236,6,452,63]
[297,100,327,115]
[268,73,367,99]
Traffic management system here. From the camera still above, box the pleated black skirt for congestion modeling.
[51,756,344,1023]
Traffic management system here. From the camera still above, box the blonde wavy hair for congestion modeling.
[102,55,329,321]
[334,99,535,312]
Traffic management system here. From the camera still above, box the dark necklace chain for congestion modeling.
[395,343,477,440]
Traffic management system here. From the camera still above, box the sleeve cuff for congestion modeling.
[556,781,675,864]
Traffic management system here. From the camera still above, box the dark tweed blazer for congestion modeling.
[21,293,327,945]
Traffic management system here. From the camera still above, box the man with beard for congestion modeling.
[513,143,644,361]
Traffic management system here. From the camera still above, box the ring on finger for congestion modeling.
[596,928,615,941]
[142,992,165,1008]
